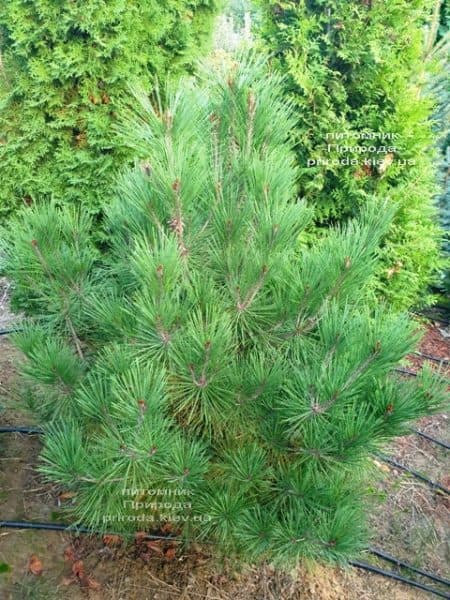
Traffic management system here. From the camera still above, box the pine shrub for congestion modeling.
[0,0,218,223]
[257,0,443,309]
[3,57,447,566]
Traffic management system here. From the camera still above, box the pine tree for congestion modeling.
[2,56,447,566]
[257,0,443,309]
[0,0,219,223]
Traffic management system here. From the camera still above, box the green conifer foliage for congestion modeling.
[3,58,447,565]
[424,0,450,295]
[257,0,443,309]
[0,0,218,222]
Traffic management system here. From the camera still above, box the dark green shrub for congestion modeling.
[0,0,219,223]
[257,0,443,309]
[425,0,450,296]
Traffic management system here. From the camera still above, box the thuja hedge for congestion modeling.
[2,57,447,566]
[427,0,450,294]
[0,0,219,223]
[257,0,443,309]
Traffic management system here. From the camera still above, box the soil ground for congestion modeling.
[0,307,449,599]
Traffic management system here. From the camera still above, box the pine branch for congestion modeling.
[236,265,269,312]
[30,239,85,360]
[311,343,382,416]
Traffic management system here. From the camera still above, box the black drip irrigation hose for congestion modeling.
[414,351,450,366]
[0,520,179,542]
[369,547,450,588]
[394,367,417,377]
[1,521,449,598]
[412,428,450,450]
[375,453,450,495]
[412,309,450,328]
[0,329,17,336]
[349,560,450,599]
[0,426,43,434]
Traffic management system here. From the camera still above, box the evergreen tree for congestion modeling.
[257,0,443,309]
[424,0,450,296]
[0,0,219,223]
[2,57,447,566]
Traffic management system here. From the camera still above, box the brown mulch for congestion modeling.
[405,323,450,376]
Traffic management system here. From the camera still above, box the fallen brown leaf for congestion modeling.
[59,491,76,500]
[165,547,176,560]
[103,534,121,547]
[28,554,43,576]
[64,545,76,562]
[134,531,147,544]
[146,540,164,555]
[72,559,85,579]
[161,522,174,534]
